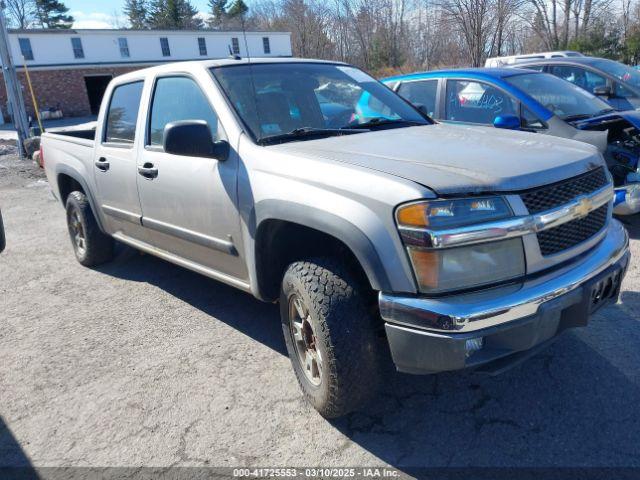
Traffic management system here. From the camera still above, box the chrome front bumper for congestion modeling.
[380,219,630,374]
[613,183,640,215]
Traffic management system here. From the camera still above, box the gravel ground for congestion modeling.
[1,152,640,472]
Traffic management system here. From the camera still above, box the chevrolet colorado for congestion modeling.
[42,58,630,418]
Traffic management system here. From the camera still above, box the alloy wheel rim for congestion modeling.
[288,294,323,386]
[69,210,86,256]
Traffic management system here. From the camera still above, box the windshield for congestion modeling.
[505,72,613,119]
[591,59,640,90]
[211,63,429,143]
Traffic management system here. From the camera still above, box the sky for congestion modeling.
[66,0,213,28]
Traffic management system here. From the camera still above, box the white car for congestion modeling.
[485,51,584,68]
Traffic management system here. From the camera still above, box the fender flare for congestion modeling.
[55,164,107,233]
[251,200,407,295]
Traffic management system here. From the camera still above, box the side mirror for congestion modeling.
[413,103,430,117]
[593,85,612,97]
[0,210,5,253]
[163,120,229,160]
[493,114,521,130]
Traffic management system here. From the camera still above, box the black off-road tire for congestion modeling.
[280,258,382,418]
[65,191,114,267]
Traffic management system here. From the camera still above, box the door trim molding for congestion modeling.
[103,205,142,224]
[112,232,250,292]
[141,216,238,256]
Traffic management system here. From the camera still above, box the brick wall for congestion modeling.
[0,65,142,120]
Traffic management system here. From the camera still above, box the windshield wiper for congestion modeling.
[259,127,367,145]
[343,118,427,130]
[564,108,616,123]
[562,113,593,122]
[591,108,616,117]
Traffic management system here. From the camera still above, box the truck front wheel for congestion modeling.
[280,258,381,418]
[65,191,113,267]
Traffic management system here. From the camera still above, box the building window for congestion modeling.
[198,37,207,56]
[118,37,130,58]
[18,38,33,60]
[262,37,270,54]
[160,37,171,57]
[71,37,84,59]
[231,37,240,55]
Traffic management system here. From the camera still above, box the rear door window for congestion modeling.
[104,81,144,145]
[397,80,438,116]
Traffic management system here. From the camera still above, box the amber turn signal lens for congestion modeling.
[397,203,428,227]
[407,248,439,289]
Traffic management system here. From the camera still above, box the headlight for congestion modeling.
[397,197,512,229]
[396,198,525,293]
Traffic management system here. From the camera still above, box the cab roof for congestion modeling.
[113,57,348,83]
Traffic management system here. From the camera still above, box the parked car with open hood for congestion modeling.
[41,58,629,417]
[504,56,640,112]
[383,68,640,215]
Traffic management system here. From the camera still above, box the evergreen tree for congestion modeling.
[149,0,201,29]
[226,0,248,20]
[207,0,228,29]
[34,0,73,28]
[124,0,148,29]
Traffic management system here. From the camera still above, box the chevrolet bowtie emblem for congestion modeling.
[575,197,593,217]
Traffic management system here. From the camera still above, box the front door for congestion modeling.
[443,79,519,126]
[135,75,246,281]
[93,80,147,241]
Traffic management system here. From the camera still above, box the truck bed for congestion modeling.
[41,126,97,203]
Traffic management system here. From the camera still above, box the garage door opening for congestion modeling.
[84,75,112,115]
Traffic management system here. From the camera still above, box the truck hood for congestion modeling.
[271,124,604,195]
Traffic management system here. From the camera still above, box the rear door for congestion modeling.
[135,74,246,280]
[93,79,147,240]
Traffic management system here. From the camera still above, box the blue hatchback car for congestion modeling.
[382,68,640,214]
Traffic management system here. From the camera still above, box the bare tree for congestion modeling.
[440,0,495,66]
[5,0,36,28]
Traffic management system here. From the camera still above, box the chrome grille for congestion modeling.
[537,205,608,256]
[521,167,608,214]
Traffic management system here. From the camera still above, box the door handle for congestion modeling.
[95,157,110,171]
[138,162,158,179]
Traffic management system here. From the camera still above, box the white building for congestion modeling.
[0,29,292,118]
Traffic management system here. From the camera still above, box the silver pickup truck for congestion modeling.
[42,58,630,418]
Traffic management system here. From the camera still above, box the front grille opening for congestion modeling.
[521,167,608,214]
[537,205,608,256]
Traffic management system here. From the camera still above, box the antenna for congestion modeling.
[240,15,251,64]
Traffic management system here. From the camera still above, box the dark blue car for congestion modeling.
[382,68,640,215]
[506,57,640,111]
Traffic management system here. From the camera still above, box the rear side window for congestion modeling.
[104,81,144,144]
[521,64,545,72]
[397,80,438,116]
[148,76,219,147]
[549,65,607,94]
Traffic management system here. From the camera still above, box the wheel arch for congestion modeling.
[251,202,399,301]
[55,164,107,233]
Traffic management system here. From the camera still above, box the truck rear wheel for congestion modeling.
[65,191,113,267]
[280,258,381,418]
